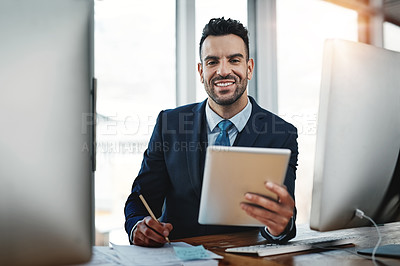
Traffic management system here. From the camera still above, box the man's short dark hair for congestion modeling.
[199,17,250,62]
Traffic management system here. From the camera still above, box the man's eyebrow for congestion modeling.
[204,55,219,62]
[227,53,244,59]
[203,53,244,62]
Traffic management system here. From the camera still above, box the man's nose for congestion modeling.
[217,60,231,77]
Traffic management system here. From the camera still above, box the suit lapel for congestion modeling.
[185,100,208,198]
[233,96,268,147]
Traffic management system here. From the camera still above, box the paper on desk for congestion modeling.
[88,246,124,265]
[111,242,222,266]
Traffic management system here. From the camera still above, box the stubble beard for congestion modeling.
[204,74,248,106]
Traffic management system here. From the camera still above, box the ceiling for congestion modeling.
[384,0,400,25]
[326,0,400,26]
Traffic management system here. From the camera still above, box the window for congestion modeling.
[384,22,400,52]
[94,0,175,245]
[276,0,358,223]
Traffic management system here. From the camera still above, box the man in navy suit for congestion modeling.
[125,17,298,246]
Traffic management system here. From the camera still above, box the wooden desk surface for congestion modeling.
[177,222,400,266]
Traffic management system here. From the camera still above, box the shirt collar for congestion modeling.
[205,97,252,133]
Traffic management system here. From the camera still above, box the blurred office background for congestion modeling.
[93,0,400,245]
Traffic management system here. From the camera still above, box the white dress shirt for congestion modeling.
[205,98,252,146]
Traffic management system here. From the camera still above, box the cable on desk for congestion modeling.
[355,208,382,266]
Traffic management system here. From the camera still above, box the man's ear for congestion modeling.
[247,58,254,80]
[197,62,204,83]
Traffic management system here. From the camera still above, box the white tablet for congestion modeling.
[198,146,291,227]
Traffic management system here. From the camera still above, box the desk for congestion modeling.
[178,222,400,266]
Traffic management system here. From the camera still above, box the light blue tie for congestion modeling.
[214,120,233,146]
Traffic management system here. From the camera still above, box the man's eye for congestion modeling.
[230,59,240,63]
[207,61,217,66]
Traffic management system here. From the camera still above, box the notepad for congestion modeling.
[173,245,210,261]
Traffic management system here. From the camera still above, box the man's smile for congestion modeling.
[215,82,234,87]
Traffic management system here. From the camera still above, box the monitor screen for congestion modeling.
[310,39,400,232]
[0,1,94,265]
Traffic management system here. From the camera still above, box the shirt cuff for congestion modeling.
[263,216,294,241]
[129,220,143,244]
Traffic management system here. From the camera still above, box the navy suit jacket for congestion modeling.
[125,96,298,241]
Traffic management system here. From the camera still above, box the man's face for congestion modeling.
[198,34,254,106]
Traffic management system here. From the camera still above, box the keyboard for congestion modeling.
[225,236,355,257]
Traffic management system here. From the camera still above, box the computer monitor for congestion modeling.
[0,1,94,265]
[310,39,400,232]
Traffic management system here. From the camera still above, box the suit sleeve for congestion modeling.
[124,111,171,243]
[260,125,298,243]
